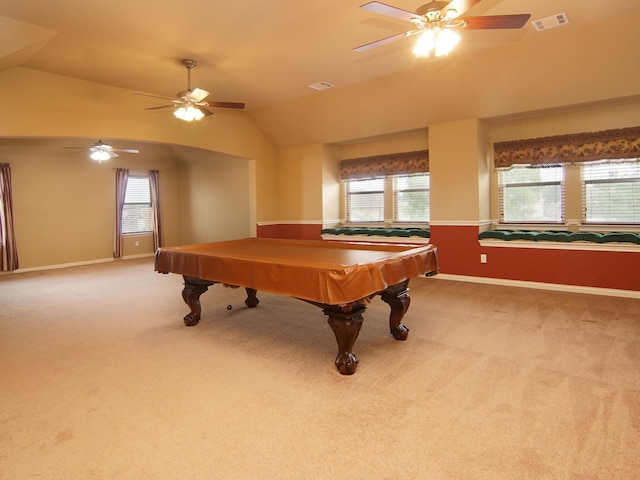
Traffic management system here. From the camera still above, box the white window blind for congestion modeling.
[581,159,640,224]
[392,173,430,223]
[344,177,384,223]
[122,176,152,234]
[498,166,564,223]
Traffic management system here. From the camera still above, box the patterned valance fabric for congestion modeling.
[339,150,429,180]
[494,126,640,169]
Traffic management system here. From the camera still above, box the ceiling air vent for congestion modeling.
[308,81,334,91]
[532,13,569,31]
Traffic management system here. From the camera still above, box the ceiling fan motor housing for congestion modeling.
[415,1,451,16]
[181,59,197,69]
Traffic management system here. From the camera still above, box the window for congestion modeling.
[498,165,564,223]
[393,173,430,222]
[582,160,640,224]
[344,177,384,223]
[343,174,430,224]
[0,188,4,247]
[122,176,152,234]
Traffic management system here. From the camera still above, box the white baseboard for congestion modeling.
[433,273,640,299]
[1,253,155,275]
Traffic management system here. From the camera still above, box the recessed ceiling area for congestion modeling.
[0,137,245,164]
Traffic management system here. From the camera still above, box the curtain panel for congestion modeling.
[494,126,640,169]
[149,170,162,251]
[339,150,429,180]
[0,163,19,271]
[114,168,129,258]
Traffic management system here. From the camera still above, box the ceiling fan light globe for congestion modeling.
[174,105,205,122]
[90,149,112,162]
[435,28,460,56]
[413,29,436,57]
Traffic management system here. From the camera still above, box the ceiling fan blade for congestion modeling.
[113,148,140,154]
[354,31,413,52]
[145,105,175,111]
[360,1,418,22]
[460,14,531,29]
[443,0,482,17]
[189,88,210,102]
[204,101,245,110]
[134,93,177,101]
[64,141,138,157]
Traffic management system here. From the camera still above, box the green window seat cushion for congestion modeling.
[478,230,640,244]
[322,227,430,238]
[600,232,640,244]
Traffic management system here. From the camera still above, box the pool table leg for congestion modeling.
[244,288,260,308]
[182,276,214,326]
[379,280,411,340]
[323,305,365,375]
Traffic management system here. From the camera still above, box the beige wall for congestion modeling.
[274,143,341,226]
[430,119,486,223]
[488,101,640,144]
[322,144,340,225]
[6,148,180,269]
[337,130,428,160]
[277,144,325,222]
[4,144,254,269]
[0,67,279,224]
[177,154,253,244]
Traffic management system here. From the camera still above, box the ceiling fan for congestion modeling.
[134,59,245,121]
[354,0,531,56]
[64,140,139,162]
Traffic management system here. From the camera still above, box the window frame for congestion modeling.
[581,159,640,226]
[392,173,430,224]
[121,176,153,235]
[343,177,385,224]
[343,173,430,226]
[498,165,565,225]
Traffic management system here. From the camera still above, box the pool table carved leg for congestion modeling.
[379,280,411,341]
[244,288,260,308]
[182,276,214,326]
[323,306,365,375]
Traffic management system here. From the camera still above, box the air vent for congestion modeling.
[532,12,569,31]
[308,81,335,91]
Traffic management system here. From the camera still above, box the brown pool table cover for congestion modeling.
[154,238,438,305]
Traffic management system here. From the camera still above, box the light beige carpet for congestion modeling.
[1,258,639,479]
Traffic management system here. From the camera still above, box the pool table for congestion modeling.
[154,238,438,375]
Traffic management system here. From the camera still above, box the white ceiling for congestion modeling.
[2,0,638,111]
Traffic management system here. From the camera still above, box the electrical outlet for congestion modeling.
[135,241,139,247]
[480,254,487,263]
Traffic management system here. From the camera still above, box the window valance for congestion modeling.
[339,150,429,180]
[494,126,640,169]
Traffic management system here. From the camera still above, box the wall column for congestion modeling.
[429,118,489,275]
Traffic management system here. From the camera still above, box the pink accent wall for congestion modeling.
[257,223,322,240]
[430,225,639,292]
[257,224,638,291]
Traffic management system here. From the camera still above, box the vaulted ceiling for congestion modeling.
[1,0,638,110]
[1,0,640,151]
